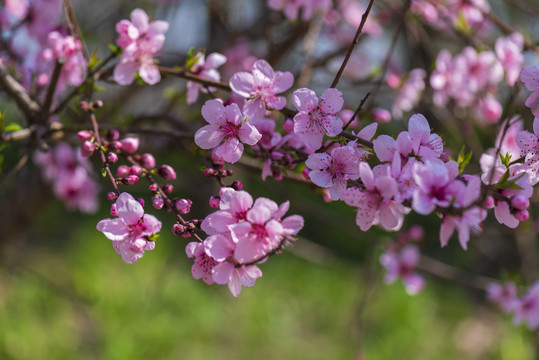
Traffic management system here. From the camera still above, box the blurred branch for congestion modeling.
[0,62,40,121]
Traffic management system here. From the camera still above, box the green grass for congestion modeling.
[0,216,534,359]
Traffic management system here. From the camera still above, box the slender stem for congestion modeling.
[0,63,40,121]
[41,60,63,120]
[158,66,232,91]
[329,0,376,89]
[89,111,119,194]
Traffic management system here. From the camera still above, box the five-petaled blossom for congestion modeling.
[113,8,169,85]
[186,52,227,104]
[229,59,294,121]
[97,192,161,264]
[380,245,425,295]
[291,87,344,151]
[194,99,262,163]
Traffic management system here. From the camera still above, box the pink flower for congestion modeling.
[516,118,539,183]
[390,69,426,119]
[305,145,360,200]
[412,159,459,215]
[213,262,263,297]
[380,245,425,295]
[97,192,161,263]
[513,282,539,329]
[521,66,539,118]
[495,33,524,86]
[291,87,344,150]
[194,99,262,163]
[487,282,517,314]
[229,59,294,121]
[186,52,227,104]
[268,0,331,21]
[343,162,406,232]
[113,8,169,85]
[186,241,218,285]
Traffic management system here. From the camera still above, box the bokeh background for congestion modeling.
[1,0,538,359]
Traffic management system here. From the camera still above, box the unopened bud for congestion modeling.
[122,175,139,185]
[81,140,95,157]
[93,100,104,108]
[107,192,117,201]
[301,168,311,179]
[107,152,118,164]
[130,165,143,176]
[77,130,93,141]
[514,209,529,222]
[106,129,120,141]
[158,165,176,180]
[110,203,118,217]
[140,153,156,169]
[205,168,215,176]
[175,199,191,214]
[162,184,173,194]
[209,196,220,208]
[511,194,529,210]
[231,180,243,190]
[283,118,294,132]
[484,196,495,209]
[372,108,391,123]
[80,101,90,112]
[149,184,158,192]
[153,196,164,210]
[110,141,123,151]
[121,137,139,154]
[116,165,130,178]
[172,223,186,236]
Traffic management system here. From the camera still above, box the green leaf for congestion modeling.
[148,234,160,241]
[108,44,119,54]
[457,146,472,174]
[499,152,512,167]
[4,123,22,132]
[101,168,107,178]
[88,49,100,69]
[0,111,5,131]
[185,48,202,71]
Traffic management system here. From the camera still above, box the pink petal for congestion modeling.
[194,124,223,149]
[253,59,275,79]
[319,88,344,114]
[205,52,227,69]
[116,192,144,225]
[273,71,294,93]
[139,63,161,85]
[113,61,138,85]
[97,218,129,241]
[130,8,149,33]
[230,72,255,98]
[201,99,226,125]
[213,262,234,285]
[309,170,334,188]
[521,66,539,91]
[291,88,318,112]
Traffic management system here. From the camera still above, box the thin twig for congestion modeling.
[329,0,376,89]
[41,60,63,120]
[0,63,40,120]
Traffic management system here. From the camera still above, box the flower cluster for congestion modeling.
[113,8,169,85]
[186,188,304,296]
[186,52,227,104]
[34,143,99,213]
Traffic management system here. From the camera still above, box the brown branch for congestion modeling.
[41,60,63,120]
[0,62,40,121]
[329,0,376,89]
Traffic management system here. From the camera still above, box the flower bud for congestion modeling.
[175,199,191,214]
[121,175,139,185]
[301,168,310,179]
[372,108,391,123]
[149,184,158,192]
[110,203,118,217]
[140,153,156,169]
[106,129,120,141]
[116,165,130,178]
[514,209,529,222]
[484,196,495,209]
[130,165,143,176]
[93,100,104,109]
[511,194,529,210]
[121,137,139,154]
[205,168,215,176]
[137,198,145,207]
[231,180,243,190]
[158,165,176,180]
[209,196,220,208]
[107,152,118,164]
[409,225,424,241]
[172,223,186,236]
[109,141,123,151]
[77,130,93,141]
[80,100,90,111]
[162,184,173,194]
[283,118,294,132]
[153,196,164,210]
[81,140,95,157]
[107,192,117,201]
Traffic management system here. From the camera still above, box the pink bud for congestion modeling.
[175,199,191,214]
[140,153,156,169]
[137,198,145,207]
[107,192,117,201]
[511,194,529,210]
[162,184,173,193]
[158,165,176,180]
[149,184,158,192]
[81,140,95,157]
[231,181,243,190]
[409,225,424,241]
[110,203,118,217]
[484,196,495,209]
[205,168,215,176]
[121,137,139,154]
[386,73,401,88]
[77,130,93,141]
[94,100,104,108]
[173,223,186,236]
[80,100,90,111]
[283,119,294,132]
[209,196,220,208]
[372,108,391,123]
[107,152,118,163]
[110,141,123,151]
[130,165,143,176]
[106,129,120,141]
[116,165,130,178]
[301,168,310,180]
[514,209,529,222]
[153,197,164,210]
[122,175,139,185]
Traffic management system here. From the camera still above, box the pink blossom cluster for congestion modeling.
[97,192,161,264]
[186,188,304,296]
[34,143,99,213]
[186,52,227,104]
[431,35,523,124]
[410,0,490,32]
[380,244,425,295]
[387,69,426,119]
[113,8,169,85]
[488,282,539,330]
[267,0,331,21]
